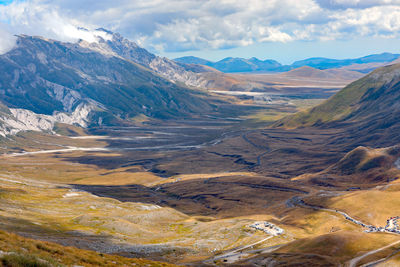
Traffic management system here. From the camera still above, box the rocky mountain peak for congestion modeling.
[75,28,208,88]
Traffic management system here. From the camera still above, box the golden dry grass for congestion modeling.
[277,231,400,263]
[322,189,400,226]
[0,155,287,263]
[0,229,176,267]
[0,151,164,186]
[2,133,400,265]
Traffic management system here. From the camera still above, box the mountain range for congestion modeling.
[4,27,400,267]
[1,28,399,137]
[175,53,400,73]
[0,30,222,136]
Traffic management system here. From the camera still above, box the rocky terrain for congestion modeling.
[0,33,224,137]
[3,28,400,266]
[79,29,211,88]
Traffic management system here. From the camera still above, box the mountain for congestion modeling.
[0,34,218,134]
[291,53,400,70]
[174,56,282,73]
[291,57,348,69]
[175,53,400,73]
[275,63,400,146]
[355,52,400,64]
[212,57,282,72]
[173,56,213,66]
[281,66,363,80]
[77,29,209,88]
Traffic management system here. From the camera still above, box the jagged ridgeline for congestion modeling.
[0,31,216,132]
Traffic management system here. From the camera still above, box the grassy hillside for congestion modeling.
[0,229,175,267]
[275,63,400,128]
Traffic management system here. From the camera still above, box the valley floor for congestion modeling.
[1,102,400,266]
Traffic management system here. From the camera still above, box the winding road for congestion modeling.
[289,196,400,267]
[289,196,373,228]
[347,240,400,267]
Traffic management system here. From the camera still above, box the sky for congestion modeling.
[1,0,400,63]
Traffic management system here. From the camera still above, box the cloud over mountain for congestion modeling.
[0,24,16,54]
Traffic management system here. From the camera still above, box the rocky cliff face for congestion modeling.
[0,33,217,136]
[0,103,95,137]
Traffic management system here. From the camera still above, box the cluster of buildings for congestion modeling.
[249,221,284,236]
[364,216,400,234]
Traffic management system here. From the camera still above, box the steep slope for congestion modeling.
[276,63,400,129]
[339,62,392,74]
[0,229,175,267]
[0,102,93,137]
[80,29,209,88]
[0,35,216,131]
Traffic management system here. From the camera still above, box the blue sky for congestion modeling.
[0,0,13,5]
[163,38,400,64]
[1,0,400,63]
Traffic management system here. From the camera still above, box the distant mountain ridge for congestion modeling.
[290,53,400,71]
[281,66,363,80]
[174,52,400,73]
[175,56,282,73]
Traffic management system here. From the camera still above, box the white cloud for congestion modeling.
[316,0,400,9]
[1,0,400,53]
[0,24,16,54]
[0,0,111,44]
[329,6,400,37]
